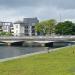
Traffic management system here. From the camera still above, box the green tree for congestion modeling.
[35,19,56,35]
[55,21,75,35]
[5,32,12,36]
[35,22,46,35]
[0,32,12,36]
[0,32,6,36]
[55,22,64,35]
[46,19,56,35]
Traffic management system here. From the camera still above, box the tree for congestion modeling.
[0,32,12,36]
[55,21,75,35]
[46,19,56,35]
[55,22,64,35]
[5,32,12,36]
[35,22,46,35]
[35,19,56,35]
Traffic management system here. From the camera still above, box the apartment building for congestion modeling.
[10,24,14,35]
[0,17,39,36]
[13,17,39,36]
[0,22,3,32]
[1,22,13,33]
[23,17,39,36]
[0,21,13,34]
[13,21,25,36]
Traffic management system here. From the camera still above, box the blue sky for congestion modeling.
[0,0,75,22]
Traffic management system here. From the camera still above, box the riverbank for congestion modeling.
[0,45,75,75]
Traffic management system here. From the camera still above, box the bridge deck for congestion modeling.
[0,36,75,43]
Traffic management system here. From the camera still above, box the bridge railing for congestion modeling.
[0,35,75,40]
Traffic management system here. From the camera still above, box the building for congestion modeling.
[1,22,13,33]
[10,24,14,35]
[23,17,39,36]
[13,17,39,36]
[13,21,25,36]
[0,17,39,36]
[0,22,3,32]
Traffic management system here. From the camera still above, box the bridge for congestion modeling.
[0,36,75,46]
[0,35,75,42]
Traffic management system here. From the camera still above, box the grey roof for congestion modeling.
[23,17,39,24]
[0,22,12,27]
[14,21,24,24]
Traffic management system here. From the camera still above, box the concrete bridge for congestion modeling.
[0,36,75,46]
[0,36,75,42]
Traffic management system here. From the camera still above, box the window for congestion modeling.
[32,26,35,29]
[16,25,18,28]
[25,26,28,29]
[32,30,35,33]
[25,30,27,32]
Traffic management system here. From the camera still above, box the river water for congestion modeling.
[0,46,47,59]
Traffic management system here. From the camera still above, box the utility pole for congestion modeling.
[59,13,61,22]
[59,12,63,35]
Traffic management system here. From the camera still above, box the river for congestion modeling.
[0,46,47,59]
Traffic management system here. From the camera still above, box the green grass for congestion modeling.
[0,46,75,75]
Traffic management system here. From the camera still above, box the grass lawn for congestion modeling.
[0,46,75,75]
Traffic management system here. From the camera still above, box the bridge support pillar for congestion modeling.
[41,43,45,47]
[7,42,11,46]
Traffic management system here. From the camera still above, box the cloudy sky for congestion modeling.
[0,0,75,22]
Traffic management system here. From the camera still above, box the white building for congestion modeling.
[0,22,3,32]
[13,21,25,36]
[10,26,14,35]
[2,22,13,33]
[13,17,39,36]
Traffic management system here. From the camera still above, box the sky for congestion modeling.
[0,0,75,22]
